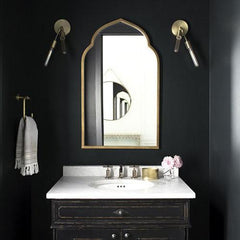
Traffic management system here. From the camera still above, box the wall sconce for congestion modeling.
[171,20,199,67]
[44,19,71,67]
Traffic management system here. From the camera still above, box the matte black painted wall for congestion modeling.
[210,0,240,240]
[1,1,33,240]
[1,1,209,240]
[0,0,3,235]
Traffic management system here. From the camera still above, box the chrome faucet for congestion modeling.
[119,165,124,178]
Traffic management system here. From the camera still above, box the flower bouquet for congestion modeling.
[161,155,183,178]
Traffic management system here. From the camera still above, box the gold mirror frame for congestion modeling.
[81,18,160,149]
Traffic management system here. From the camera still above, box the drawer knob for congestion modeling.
[113,208,128,216]
[124,233,130,238]
[112,233,118,239]
[118,209,123,215]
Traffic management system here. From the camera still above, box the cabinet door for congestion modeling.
[122,229,186,240]
[56,229,120,240]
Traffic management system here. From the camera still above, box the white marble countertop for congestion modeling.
[46,175,196,199]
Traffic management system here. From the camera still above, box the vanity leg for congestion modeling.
[53,229,56,240]
[185,228,189,240]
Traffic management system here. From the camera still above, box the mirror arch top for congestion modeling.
[81,18,160,149]
[81,18,157,58]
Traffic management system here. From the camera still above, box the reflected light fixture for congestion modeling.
[44,19,71,67]
[171,20,199,67]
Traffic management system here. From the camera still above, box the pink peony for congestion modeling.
[173,155,183,168]
[161,156,175,169]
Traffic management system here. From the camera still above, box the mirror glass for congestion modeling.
[103,81,131,121]
[81,19,160,149]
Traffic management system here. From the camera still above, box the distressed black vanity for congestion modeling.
[50,199,190,240]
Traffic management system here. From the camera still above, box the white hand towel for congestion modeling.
[15,116,39,176]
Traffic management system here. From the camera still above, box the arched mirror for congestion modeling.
[81,18,160,149]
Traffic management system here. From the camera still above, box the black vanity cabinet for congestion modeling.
[51,199,190,240]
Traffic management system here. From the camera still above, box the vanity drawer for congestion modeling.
[55,228,185,240]
[55,229,117,240]
[52,199,189,226]
[123,228,185,240]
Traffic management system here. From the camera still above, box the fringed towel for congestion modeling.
[15,116,39,176]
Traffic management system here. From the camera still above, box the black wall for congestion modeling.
[0,0,3,235]
[1,1,33,240]
[210,0,240,240]
[1,1,209,240]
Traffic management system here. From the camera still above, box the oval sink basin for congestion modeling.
[90,179,154,191]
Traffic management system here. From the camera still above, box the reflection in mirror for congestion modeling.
[81,19,160,149]
[103,81,131,121]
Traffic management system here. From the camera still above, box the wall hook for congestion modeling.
[16,94,32,119]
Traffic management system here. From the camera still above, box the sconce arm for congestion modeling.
[184,36,199,67]
[44,29,61,67]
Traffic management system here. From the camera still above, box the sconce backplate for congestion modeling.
[171,20,188,36]
[54,19,71,35]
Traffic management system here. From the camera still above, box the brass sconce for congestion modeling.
[44,19,71,67]
[171,20,199,67]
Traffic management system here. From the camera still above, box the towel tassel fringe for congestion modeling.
[20,163,39,176]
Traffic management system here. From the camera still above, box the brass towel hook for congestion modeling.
[16,95,33,119]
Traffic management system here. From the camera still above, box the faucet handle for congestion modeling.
[103,165,113,179]
[129,165,139,178]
